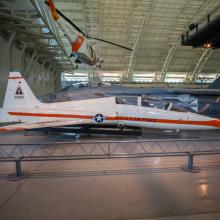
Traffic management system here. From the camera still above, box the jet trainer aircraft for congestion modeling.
[1,72,220,132]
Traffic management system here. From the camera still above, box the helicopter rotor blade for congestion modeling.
[56,8,87,37]
[54,6,132,51]
[90,37,132,51]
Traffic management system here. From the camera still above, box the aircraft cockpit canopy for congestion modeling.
[115,96,186,112]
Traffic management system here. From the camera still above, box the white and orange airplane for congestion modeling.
[1,72,220,132]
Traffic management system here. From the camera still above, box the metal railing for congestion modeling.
[1,138,220,157]
[1,138,220,179]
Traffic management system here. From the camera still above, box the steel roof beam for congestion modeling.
[0,23,48,29]
[160,40,180,82]
[157,0,192,82]
[127,1,154,80]
[0,11,31,23]
[189,49,214,82]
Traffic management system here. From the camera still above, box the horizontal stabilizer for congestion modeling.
[208,76,220,89]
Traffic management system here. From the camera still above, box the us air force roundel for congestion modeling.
[94,114,104,123]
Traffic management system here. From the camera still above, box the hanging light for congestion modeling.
[203,42,212,48]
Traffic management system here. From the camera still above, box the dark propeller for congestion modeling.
[55,7,133,51]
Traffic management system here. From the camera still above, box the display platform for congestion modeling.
[0,145,220,220]
[1,132,220,219]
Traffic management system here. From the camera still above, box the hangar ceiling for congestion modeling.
[1,0,220,83]
[0,0,75,81]
[53,0,220,82]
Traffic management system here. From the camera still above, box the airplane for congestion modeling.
[45,0,132,68]
[40,76,220,117]
[98,77,220,117]
[61,81,91,91]
[1,72,220,132]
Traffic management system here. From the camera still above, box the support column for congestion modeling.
[7,31,16,48]
[20,43,27,55]
[15,159,22,178]
[181,152,200,173]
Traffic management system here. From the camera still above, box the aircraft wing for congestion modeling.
[94,92,109,97]
[102,89,220,97]
[0,119,89,132]
[171,89,220,96]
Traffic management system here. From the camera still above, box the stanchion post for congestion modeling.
[8,158,26,181]
[188,152,193,171]
[15,158,22,178]
[181,152,201,173]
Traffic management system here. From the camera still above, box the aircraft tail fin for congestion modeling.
[3,72,42,109]
[208,76,220,89]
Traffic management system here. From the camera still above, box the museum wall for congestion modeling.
[0,35,55,107]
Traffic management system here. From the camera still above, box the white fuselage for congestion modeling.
[3,97,220,130]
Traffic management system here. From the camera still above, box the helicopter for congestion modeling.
[45,0,132,69]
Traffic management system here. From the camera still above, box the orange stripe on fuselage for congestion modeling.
[107,116,220,127]
[0,127,24,132]
[9,77,23,80]
[8,112,92,119]
[8,112,220,128]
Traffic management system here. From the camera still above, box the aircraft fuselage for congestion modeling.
[4,97,220,131]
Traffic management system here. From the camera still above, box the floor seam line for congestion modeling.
[0,161,44,210]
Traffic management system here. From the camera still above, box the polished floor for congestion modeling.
[0,133,220,220]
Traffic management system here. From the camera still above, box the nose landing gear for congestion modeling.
[118,123,124,131]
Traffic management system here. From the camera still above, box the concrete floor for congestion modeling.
[0,133,220,220]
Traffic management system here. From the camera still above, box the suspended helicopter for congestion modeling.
[45,0,132,68]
